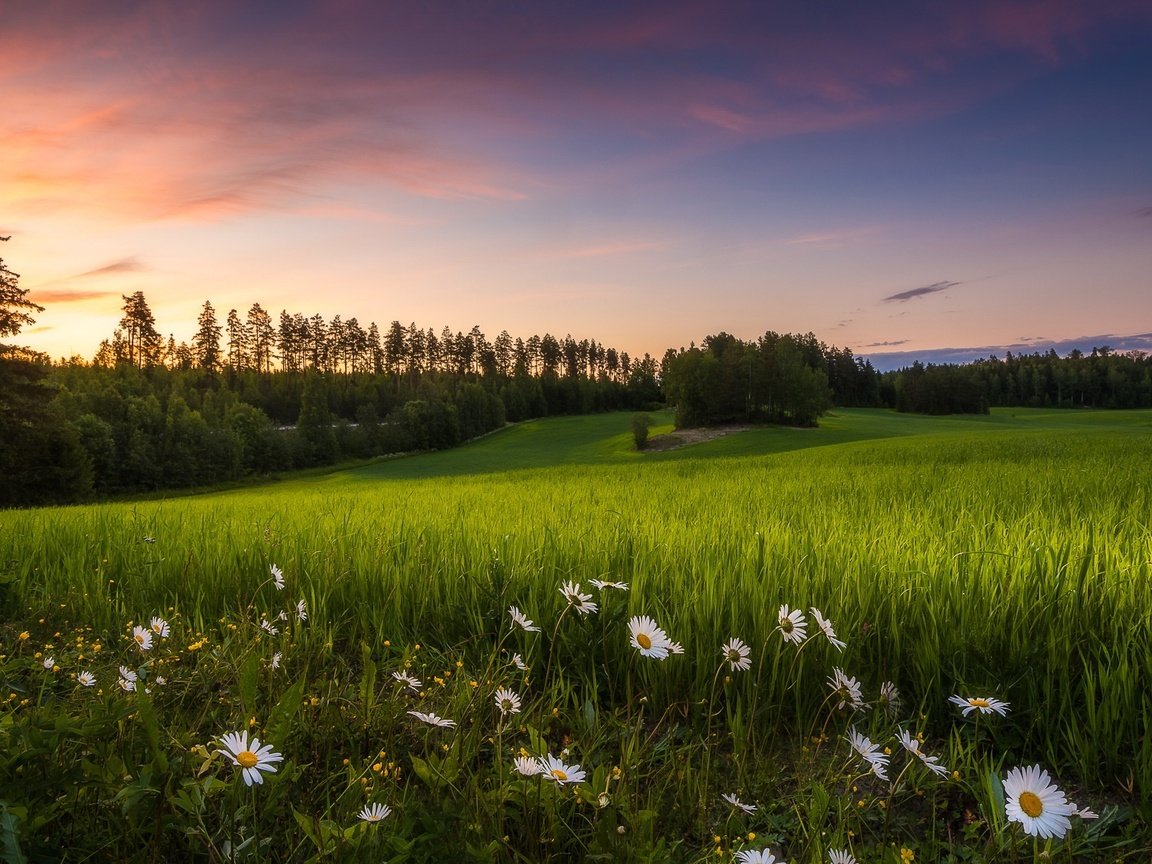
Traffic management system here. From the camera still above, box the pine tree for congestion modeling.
[0,236,44,345]
[193,301,223,370]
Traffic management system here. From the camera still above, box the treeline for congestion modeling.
[661,331,882,427]
[885,348,1152,414]
[1,291,662,507]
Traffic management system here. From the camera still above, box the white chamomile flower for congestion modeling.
[828,850,857,864]
[296,600,308,622]
[776,604,807,645]
[218,730,284,786]
[76,670,97,687]
[878,680,902,715]
[847,727,889,780]
[1071,804,1099,819]
[270,564,285,590]
[150,616,170,638]
[508,606,540,632]
[949,694,1010,716]
[494,687,522,716]
[119,665,138,683]
[511,653,527,671]
[260,619,279,636]
[898,729,947,776]
[132,625,153,652]
[391,671,421,691]
[559,581,598,614]
[538,753,585,785]
[513,755,542,776]
[154,675,167,685]
[721,792,757,814]
[118,677,136,692]
[809,607,846,650]
[736,850,778,864]
[721,637,751,671]
[358,802,392,822]
[42,656,56,670]
[407,710,456,728]
[628,615,675,660]
[589,579,629,591]
[827,667,867,710]
[271,652,282,670]
[1003,764,1074,839]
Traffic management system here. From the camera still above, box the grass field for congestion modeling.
[2,408,1151,862]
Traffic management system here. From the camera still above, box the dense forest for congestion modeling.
[2,236,1151,508]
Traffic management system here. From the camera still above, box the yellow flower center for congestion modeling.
[134,633,146,645]
[551,769,568,781]
[236,750,259,769]
[780,618,794,632]
[501,699,513,711]
[1019,791,1044,818]
[969,698,991,708]
[636,633,652,650]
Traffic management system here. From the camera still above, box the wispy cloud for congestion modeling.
[882,280,962,303]
[28,289,120,304]
[76,257,146,278]
[1136,206,1152,218]
[864,339,909,347]
[786,225,883,247]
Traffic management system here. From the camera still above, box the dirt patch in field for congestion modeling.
[643,424,750,452]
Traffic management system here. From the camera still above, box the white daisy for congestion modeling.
[829,851,857,864]
[494,687,522,716]
[949,694,1010,717]
[277,610,288,621]
[154,675,167,685]
[513,755,542,776]
[776,605,807,645]
[150,616,170,638]
[407,710,456,728]
[735,850,778,864]
[898,729,947,776]
[271,652,282,670]
[508,606,540,632]
[846,727,889,780]
[358,802,392,823]
[119,665,138,683]
[721,792,757,814]
[827,667,867,710]
[118,676,136,692]
[1071,804,1099,819]
[589,579,629,591]
[538,753,585,785]
[511,653,527,671]
[721,637,752,671]
[131,625,153,652]
[1003,764,1074,839]
[878,681,902,715]
[42,656,56,670]
[296,600,308,622]
[270,564,285,590]
[260,619,279,636]
[558,581,598,615]
[77,670,97,687]
[809,607,846,650]
[668,641,685,654]
[218,730,284,786]
[628,615,675,660]
[391,671,421,692]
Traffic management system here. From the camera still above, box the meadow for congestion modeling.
[1,408,1150,862]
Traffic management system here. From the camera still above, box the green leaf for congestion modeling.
[239,651,261,719]
[0,802,28,864]
[266,676,306,745]
[134,693,169,773]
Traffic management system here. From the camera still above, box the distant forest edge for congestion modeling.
[2,243,1152,506]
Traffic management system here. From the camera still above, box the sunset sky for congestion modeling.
[4,0,1151,369]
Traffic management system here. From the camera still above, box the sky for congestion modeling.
[3,0,1151,370]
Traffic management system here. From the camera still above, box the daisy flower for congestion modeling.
[494,687,522,716]
[119,665,138,683]
[589,579,629,591]
[878,681,902,715]
[538,753,585,785]
[721,637,752,671]
[42,656,56,670]
[628,615,675,660]
[776,605,807,645]
[513,755,542,776]
[270,564,285,590]
[218,730,284,786]
[949,694,1010,717]
[131,626,153,652]
[736,850,778,864]
[508,606,540,632]
[260,619,279,636]
[391,671,421,691]
[118,677,136,692]
[668,641,685,654]
[150,616,170,638]
[77,670,97,687]
[271,652,282,670]
[721,792,757,814]
[829,851,858,864]
[847,727,889,780]
[358,803,392,823]
[827,667,867,710]
[511,653,527,671]
[154,675,167,685]
[1071,804,1099,819]
[407,710,456,728]
[810,607,846,650]
[559,581,598,615]
[1003,764,1074,839]
[898,729,948,776]
[295,600,308,622]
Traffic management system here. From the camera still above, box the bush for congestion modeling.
[631,412,652,450]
